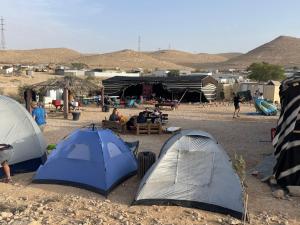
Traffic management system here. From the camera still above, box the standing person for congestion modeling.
[233,93,242,118]
[0,144,13,183]
[31,101,47,132]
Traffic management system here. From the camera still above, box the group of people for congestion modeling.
[108,107,163,131]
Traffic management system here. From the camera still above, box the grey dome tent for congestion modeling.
[0,95,47,176]
[134,130,245,219]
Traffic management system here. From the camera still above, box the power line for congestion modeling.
[0,17,6,50]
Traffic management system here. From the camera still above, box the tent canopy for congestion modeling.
[134,130,245,219]
[0,95,47,176]
[33,128,137,195]
[102,75,218,101]
[26,75,102,96]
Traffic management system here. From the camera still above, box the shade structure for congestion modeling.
[273,74,300,187]
[102,75,218,101]
[33,128,138,195]
[134,130,245,219]
[0,95,47,176]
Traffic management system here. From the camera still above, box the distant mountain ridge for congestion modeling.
[0,48,82,64]
[1,36,300,70]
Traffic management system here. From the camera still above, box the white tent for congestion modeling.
[134,130,245,219]
[0,95,47,174]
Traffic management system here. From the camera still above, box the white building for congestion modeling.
[85,70,140,78]
[190,72,213,76]
[0,66,14,74]
[152,70,170,77]
[64,69,86,76]
[43,89,64,105]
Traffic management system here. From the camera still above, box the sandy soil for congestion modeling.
[0,104,299,225]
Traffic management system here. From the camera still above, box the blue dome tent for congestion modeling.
[33,128,138,195]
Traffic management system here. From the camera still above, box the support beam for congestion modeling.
[101,87,105,107]
[63,88,69,119]
[25,89,32,113]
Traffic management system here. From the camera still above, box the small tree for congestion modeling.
[247,62,285,81]
[71,62,88,70]
[167,70,180,77]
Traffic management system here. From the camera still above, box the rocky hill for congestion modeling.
[223,36,300,68]
[146,50,228,68]
[71,49,190,70]
[0,48,82,64]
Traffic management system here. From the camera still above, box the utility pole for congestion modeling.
[0,17,6,50]
[138,35,141,52]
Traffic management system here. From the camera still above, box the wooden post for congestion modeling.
[63,88,69,119]
[101,87,105,107]
[25,89,32,113]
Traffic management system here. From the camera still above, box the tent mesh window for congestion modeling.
[107,142,123,158]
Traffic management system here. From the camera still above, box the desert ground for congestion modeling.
[0,102,299,225]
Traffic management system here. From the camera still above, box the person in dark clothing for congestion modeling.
[104,96,110,105]
[233,93,242,118]
[137,112,147,123]
[126,117,135,130]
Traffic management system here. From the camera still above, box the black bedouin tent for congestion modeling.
[273,73,300,187]
[102,75,218,102]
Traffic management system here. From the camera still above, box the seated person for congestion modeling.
[153,108,161,116]
[151,108,162,123]
[118,111,128,124]
[257,93,264,100]
[109,108,120,122]
[137,112,147,123]
[70,99,78,110]
[126,117,135,130]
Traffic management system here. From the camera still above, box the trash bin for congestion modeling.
[102,105,110,112]
[71,111,81,121]
[137,151,156,179]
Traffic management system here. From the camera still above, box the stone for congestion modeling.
[272,189,285,199]
[1,211,13,218]
[230,219,241,225]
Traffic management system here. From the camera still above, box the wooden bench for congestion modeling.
[155,102,178,110]
[136,123,162,135]
[102,120,126,133]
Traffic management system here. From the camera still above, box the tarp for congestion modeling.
[33,128,137,195]
[134,130,245,219]
[273,74,300,186]
[0,95,47,176]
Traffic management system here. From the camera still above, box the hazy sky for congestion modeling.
[1,0,300,53]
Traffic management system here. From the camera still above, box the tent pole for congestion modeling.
[63,88,69,119]
[178,89,188,104]
[101,87,105,107]
[25,89,32,113]
[200,92,202,103]
[121,88,125,100]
